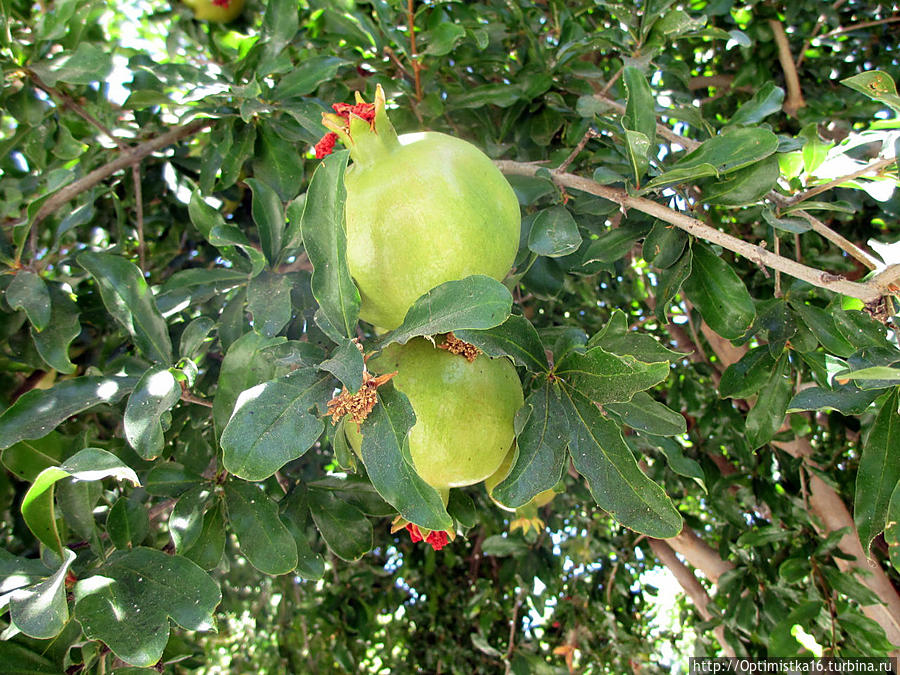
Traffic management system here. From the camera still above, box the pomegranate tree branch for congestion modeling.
[796,0,848,69]
[819,15,900,40]
[793,210,882,271]
[768,20,806,115]
[28,119,212,231]
[406,0,423,102]
[786,156,898,206]
[494,160,886,304]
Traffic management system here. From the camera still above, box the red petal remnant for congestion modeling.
[406,523,424,543]
[405,524,449,550]
[315,132,339,159]
[424,530,448,551]
[212,0,229,6]
[332,102,376,123]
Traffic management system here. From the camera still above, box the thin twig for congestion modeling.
[819,15,900,40]
[383,46,415,83]
[503,584,527,673]
[774,235,782,297]
[23,119,212,250]
[593,93,702,151]
[787,156,898,206]
[406,0,423,102]
[132,164,146,273]
[599,66,623,95]
[181,390,214,408]
[554,128,598,175]
[494,160,887,303]
[796,0,848,69]
[792,210,881,270]
[769,20,806,115]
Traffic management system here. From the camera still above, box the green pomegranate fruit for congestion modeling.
[345,337,524,490]
[183,0,244,22]
[317,86,521,330]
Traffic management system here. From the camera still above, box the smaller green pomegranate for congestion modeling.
[316,86,521,330]
[345,337,523,490]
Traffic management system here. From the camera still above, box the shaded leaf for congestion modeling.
[225,481,297,575]
[745,354,793,449]
[683,242,755,340]
[528,206,582,258]
[31,284,81,374]
[308,487,373,562]
[74,548,220,667]
[456,314,550,373]
[247,270,293,338]
[7,271,51,331]
[555,345,670,406]
[246,177,286,264]
[606,392,686,436]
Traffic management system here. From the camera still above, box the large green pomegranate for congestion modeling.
[345,337,524,490]
[318,86,521,330]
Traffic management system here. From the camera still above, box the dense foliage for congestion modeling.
[1,0,899,672]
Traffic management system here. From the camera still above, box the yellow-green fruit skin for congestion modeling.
[344,132,521,331]
[184,0,244,23]
[346,339,524,490]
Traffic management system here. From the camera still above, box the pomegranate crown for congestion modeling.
[315,84,400,168]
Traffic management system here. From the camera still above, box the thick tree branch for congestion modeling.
[793,210,882,271]
[648,539,736,657]
[662,526,735,585]
[495,161,886,303]
[769,20,806,116]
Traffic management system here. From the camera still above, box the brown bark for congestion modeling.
[648,538,736,656]
[663,526,735,585]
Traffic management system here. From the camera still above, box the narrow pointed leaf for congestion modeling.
[606,392,687,436]
[745,354,793,449]
[246,177,285,264]
[563,389,682,537]
[358,386,453,531]
[492,382,568,508]
[0,375,136,450]
[854,389,900,554]
[300,149,360,342]
[683,242,755,340]
[555,345,670,406]
[78,252,172,364]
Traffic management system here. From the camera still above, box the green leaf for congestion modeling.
[647,436,706,492]
[424,22,466,55]
[319,339,365,392]
[527,207,582,258]
[225,481,298,575]
[683,242,755,340]
[144,462,202,497]
[654,247,692,321]
[768,601,823,657]
[492,382,568,508]
[56,478,102,547]
[639,163,719,193]
[107,497,150,550]
[32,284,81,374]
[7,271,51,331]
[606,392,686,436]
[788,384,882,415]
[622,67,656,184]
[29,43,113,86]
[358,386,453,531]
[700,154,780,206]
[1,432,69,482]
[124,365,180,460]
[378,275,513,348]
[246,177,286,264]
[455,314,549,373]
[886,481,900,574]
[555,345,670,406]
[181,501,226,570]
[854,389,900,554]
[0,642,60,673]
[272,56,347,99]
[588,310,685,364]
[308,487,373,562]
[8,549,75,639]
[719,347,775,399]
[481,534,529,557]
[582,222,652,265]
[562,390,682,537]
[839,366,900,383]
[188,190,224,238]
[212,331,285,436]
[252,126,306,203]
[300,149,360,343]
[842,70,900,115]
[642,221,688,268]
[78,252,173,364]
[821,566,882,606]
[22,448,139,557]
[0,376,136,450]
[279,488,325,580]
[623,130,652,186]
[790,302,855,357]
[74,548,221,667]
[169,486,213,553]
[221,369,330,481]
[207,224,268,277]
[728,83,785,126]
[179,317,215,359]
[745,354,792,449]
[247,271,293,338]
